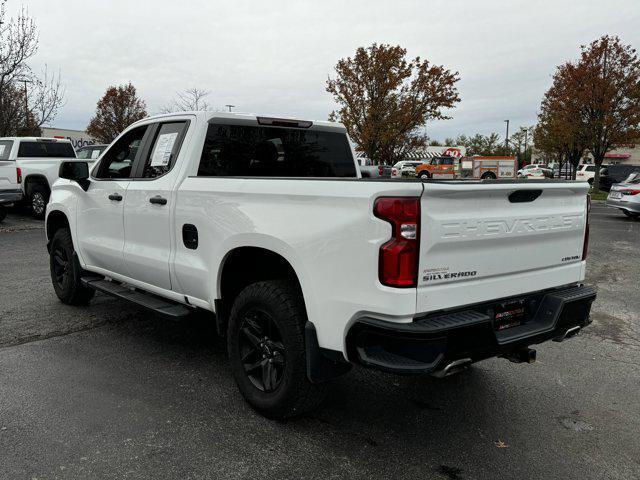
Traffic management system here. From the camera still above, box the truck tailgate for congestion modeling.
[417,181,589,313]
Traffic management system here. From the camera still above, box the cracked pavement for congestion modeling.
[0,204,639,480]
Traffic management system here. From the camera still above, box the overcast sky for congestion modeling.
[8,0,640,140]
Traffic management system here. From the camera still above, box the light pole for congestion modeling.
[504,120,510,152]
[225,104,235,112]
[523,127,528,165]
[16,77,33,133]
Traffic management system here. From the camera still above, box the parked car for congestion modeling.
[0,139,23,222]
[575,164,605,185]
[76,144,108,160]
[46,111,596,419]
[517,163,552,178]
[357,158,392,178]
[391,160,424,178]
[0,137,77,218]
[605,172,640,219]
[599,164,640,192]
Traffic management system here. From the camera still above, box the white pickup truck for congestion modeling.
[45,112,596,418]
[0,137,77,218]
[0,139,23,222]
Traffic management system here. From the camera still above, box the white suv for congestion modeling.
[575,164,600,184]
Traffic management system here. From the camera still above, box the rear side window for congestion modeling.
[137,122,187,179]
[585,165,596,172]
[198,123,356,177]
[17,141,76,158]
[0,140,13,160]
[77,146,105,159]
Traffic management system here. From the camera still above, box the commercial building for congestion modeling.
[41,127,96,151]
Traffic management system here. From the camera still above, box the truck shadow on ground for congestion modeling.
[100,304,555,478]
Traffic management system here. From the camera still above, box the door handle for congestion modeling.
[149,195,167,205]
[108,193,123,201]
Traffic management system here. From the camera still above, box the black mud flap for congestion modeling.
[305,321,352,383]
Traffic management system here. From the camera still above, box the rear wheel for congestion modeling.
[30,185,49,220]
[0,205,6,223]
[49,228,95,305]
[622,210,640,219]
[481,172,497,180]
[227,280,327,419]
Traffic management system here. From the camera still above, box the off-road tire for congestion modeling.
[227,280,327,419]
[49,228,95,305]
[30,185,49,220]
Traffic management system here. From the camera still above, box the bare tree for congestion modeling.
[161,88,210,113]
[0,1,65,135]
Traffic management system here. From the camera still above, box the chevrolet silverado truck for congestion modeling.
[45,112,596,418]
[0,137,77,219]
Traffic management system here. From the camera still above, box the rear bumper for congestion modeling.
[606,198,640,213]
[347,284,596,374]
[0,189,22,205]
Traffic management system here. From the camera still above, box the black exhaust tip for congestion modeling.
[504,347,536,364]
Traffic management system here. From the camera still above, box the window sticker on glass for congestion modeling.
[91,149,101,159]
[150,132,178,167]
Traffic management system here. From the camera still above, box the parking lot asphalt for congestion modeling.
[1,204,639,480]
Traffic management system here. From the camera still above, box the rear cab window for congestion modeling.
[197,122,356,177]
[17,141,76,158]
[0,140,13,160]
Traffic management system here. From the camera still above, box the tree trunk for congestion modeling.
[592,155,604,191]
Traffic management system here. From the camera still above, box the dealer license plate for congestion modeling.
[494,299,529,331]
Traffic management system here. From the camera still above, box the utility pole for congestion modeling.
[225,104,235,112]
[504,120,510,152]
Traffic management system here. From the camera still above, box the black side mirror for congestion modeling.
[59,161,90,191]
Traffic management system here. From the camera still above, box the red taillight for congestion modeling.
[16,167,22,184]
[378,166,384,176]
[374,197,420,288]
[621,189,640,195]
[582,194,590,260]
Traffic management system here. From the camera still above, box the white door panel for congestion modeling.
[122,120,190,291]
[76,180,129,274]
[123,180,173,290]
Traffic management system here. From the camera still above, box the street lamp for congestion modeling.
[15,77,34,133]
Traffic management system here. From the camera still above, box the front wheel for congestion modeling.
[49,228,95,305]
[227,280,327,419]
[419,172,430,179]
[0,205,6,223]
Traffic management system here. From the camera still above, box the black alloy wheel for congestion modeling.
[51,243,71,287]
[239,308,286,392]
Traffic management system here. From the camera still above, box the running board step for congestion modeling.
[81,277,192,319]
